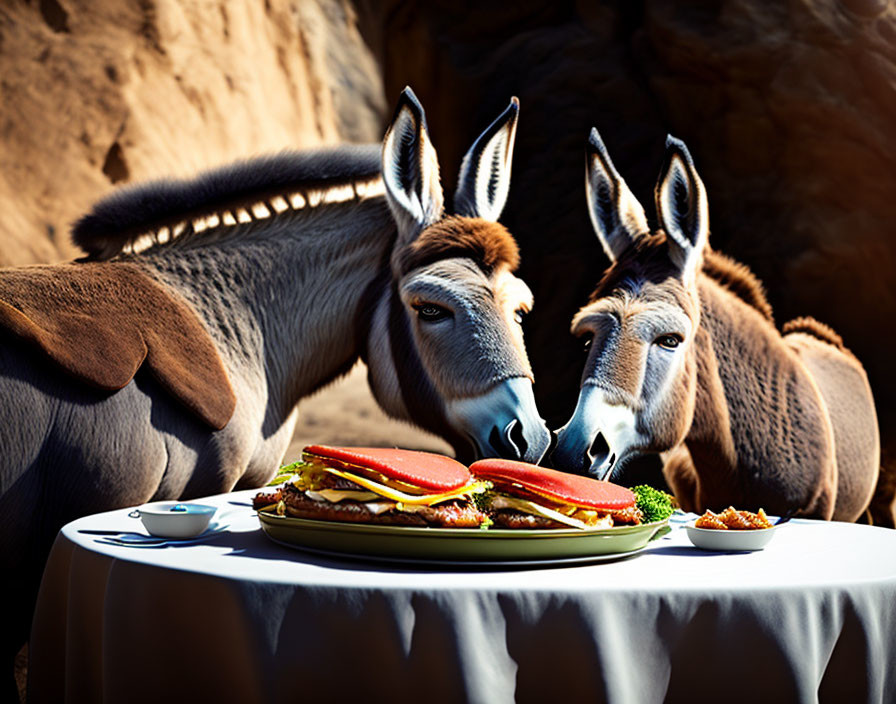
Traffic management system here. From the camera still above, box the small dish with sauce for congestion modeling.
[685,523,779,551]
[685,507,781,552]
[129,501,217,538]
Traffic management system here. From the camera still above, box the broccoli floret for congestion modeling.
[472,482,494,512]
[632,484,675,523]
[470,483,496,529]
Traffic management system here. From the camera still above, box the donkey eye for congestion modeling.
[414,303,451,322]
[655,334,683,350]
[583,336,593,353]
[514,308,527,325]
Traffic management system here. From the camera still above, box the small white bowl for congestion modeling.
[130,501,217,538]
[685,523,778,551]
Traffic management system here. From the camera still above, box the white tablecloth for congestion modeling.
[28,490,896,703]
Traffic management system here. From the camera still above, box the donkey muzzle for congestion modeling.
[445,377,551,464]
[552,384,636,479]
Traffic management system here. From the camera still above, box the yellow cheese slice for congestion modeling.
[321,467,488,506]
[304,457,431,494]
[491,494,591,530]
[304,491,437,517]
[306,489,381,503]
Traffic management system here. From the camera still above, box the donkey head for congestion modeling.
[365,88,551,464]
[552,129,709,479]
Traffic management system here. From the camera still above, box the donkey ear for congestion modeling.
[382,87,445,243]
[655,135,709,282]
[585,128,648,262]
[454,97,519,222]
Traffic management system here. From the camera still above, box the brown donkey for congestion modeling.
[552,130,879,521]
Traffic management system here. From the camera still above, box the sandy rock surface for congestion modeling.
[0,0,384,265]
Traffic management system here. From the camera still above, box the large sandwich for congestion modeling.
[255,445,491,528]
[469,458,642,529]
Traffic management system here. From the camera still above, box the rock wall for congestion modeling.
[0,0,385,266]
[366,0,896,523]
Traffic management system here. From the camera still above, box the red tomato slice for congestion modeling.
[303,445,472,492]
[469,458,635,510]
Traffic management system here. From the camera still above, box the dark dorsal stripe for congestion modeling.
[0,262,236,429]
[72,144,382,260]
[396,216,520,277]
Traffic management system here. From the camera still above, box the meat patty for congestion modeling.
[491,511,567,529]
[609,505,644,525]
[282,486,488,528]
[252,471,382,511]
[492,506,642,529]
[252,489,282,510]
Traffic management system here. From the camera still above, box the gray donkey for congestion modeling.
[553,129,879,522]
[0,88,550,693]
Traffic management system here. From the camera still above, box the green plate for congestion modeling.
[257,512,669,565]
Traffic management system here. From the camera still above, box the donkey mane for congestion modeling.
[72,145,382,261]
[702,248,774,323]
[396,216,520,276]
[782,316,847,351]
[591,231,774,323]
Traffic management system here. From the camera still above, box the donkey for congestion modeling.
[0,88,551,692]
[552,129,880,522]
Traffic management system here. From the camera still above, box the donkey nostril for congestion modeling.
[507,419,528,460]
[589,433,610,468]
[487,422,527,460]
[488,425,503,457]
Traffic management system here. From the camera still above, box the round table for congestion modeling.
[28,490,896,704]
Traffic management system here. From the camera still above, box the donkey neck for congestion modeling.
[139,195,395,427]
[684,274,835,513]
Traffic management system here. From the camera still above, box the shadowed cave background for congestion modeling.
[1,0,893,525]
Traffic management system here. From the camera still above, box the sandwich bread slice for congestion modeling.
[259,445,491,528]
[469,458,642,529]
